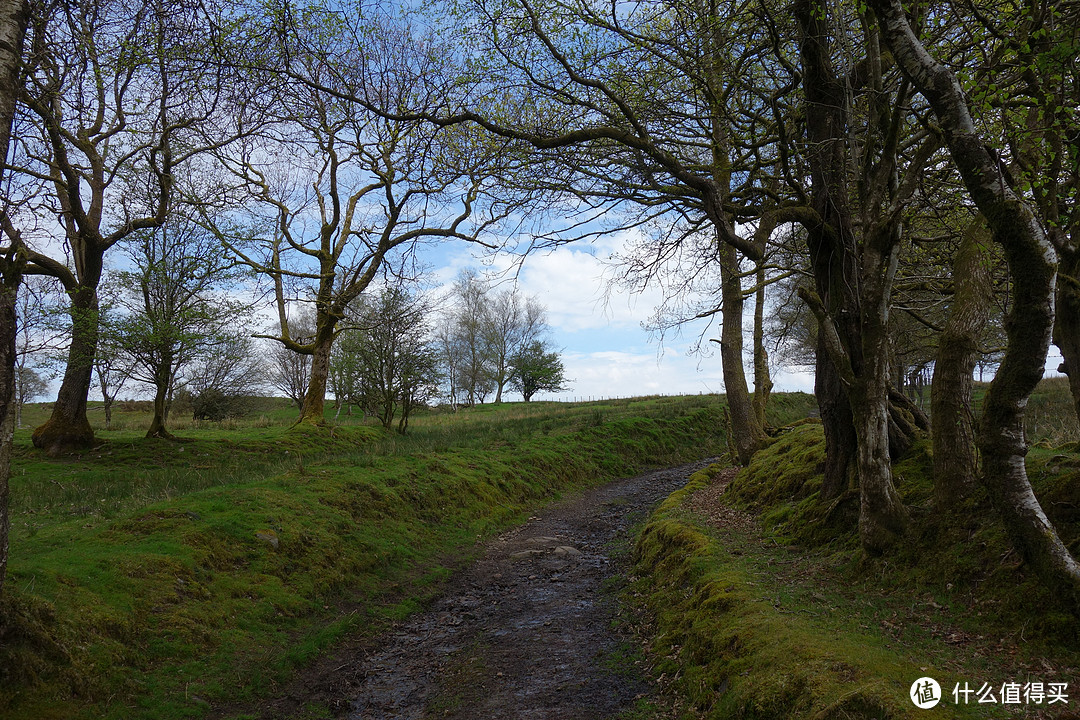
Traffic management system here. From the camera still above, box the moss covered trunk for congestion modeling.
[931,218,991,507]
[297,325,335,427]
[852,271,909,553]
[32,283,98,455]
[869,0,1080,599]
[719,242,765,465]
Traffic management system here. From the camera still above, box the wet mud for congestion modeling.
[344,459,714,720]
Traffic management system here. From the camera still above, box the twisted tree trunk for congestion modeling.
[869,0,1080,600]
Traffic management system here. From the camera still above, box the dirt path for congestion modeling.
[337,459,714,720]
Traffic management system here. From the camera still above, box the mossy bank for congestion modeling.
[1,396,729,720]
[632,419,1079,719]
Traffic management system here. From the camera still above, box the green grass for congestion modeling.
[2,393,749,720]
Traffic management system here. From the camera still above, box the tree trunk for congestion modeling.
[146,360,174,439]
[931,217,992,508]
[297,327,334,426]
[854,228,909,553]
[1053,245,1080,427]
[851,377,908,552]
[868,0,1080,599]
[752,261,773,429]
[32,283,98,455]
[0,270,19,598]
[718,242,766,465]
[0,0,30,597]
[102,388,114,430]
[797,0,862,500]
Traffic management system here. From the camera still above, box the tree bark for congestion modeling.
[868,0,1080,599]
[1054,246,1080,427]
[0,269,19,598]
[853,225,909,553]
[0,0,30,596]
[32,283,99,455]
[797,0,862,500]
[752,261,773,430]
[719,242,766,464]
[296,324,335,426]
[931,217,992,507]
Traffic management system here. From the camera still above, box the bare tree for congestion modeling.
[265,312,314,411]
[13,275,64,427]
[210,45,510,426]
[484,288,545,403]
[183,335,265,421]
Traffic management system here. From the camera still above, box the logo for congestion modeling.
[911,677,942,709]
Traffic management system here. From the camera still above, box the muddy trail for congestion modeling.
[242,459,714,720]
[343,459,715,720]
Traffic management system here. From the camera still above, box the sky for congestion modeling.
[421,228,819,403]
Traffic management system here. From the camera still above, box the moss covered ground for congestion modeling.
[631,382,1079,719]
[1,394,734,720]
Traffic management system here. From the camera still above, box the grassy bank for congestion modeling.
[631,407,1079,718]
[1,395,732,720]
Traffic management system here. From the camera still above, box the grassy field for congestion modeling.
[631,379,1080,719]
[2,393,803,720]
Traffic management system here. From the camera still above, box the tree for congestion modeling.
[0,0,31,598]
[930,216,993,507]
[10,0,229,454]
[266,312,314,411]
[13,367,46,426]
[13,275,64,428]
[510,341,568,402]
[484,288,546,403]
[110,219,251,439]
[446,270,495,406]
[183,335,265,421]
[344,286,441,433]
[284,0,789,461]
[210,41,507,427]
[92,303,134,431]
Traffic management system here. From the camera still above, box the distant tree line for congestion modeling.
[15,264,566,437]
